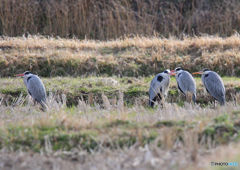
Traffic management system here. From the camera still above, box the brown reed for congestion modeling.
[1,0,240,40]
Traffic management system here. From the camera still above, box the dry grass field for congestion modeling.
[1,34,240,78]
[0,92,240,170]
[0,35,240,169]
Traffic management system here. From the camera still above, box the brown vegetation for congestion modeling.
[1,34,240,77]
[0,0,240,39]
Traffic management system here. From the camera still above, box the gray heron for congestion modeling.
[15,71,48,109]
[170,67,196,103]
[192,68,225,106]
[149,69,174,107]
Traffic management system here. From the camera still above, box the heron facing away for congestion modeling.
[15,71,48,109]
[171,67,196,103]
[193,68,225,106]
[149,69,175,107]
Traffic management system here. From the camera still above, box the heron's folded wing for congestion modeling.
[27,76,47,103]
[203,73,225,100]
[177,72,196,94]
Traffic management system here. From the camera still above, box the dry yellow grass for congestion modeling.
[0,33,240,169]
[2,34,240,49]
[1,34,240,77]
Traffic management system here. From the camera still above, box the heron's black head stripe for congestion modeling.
[24,71,31,75]
[157,75,163,82]
[164,70,168,74]
[175,67,182,71]
[202,68,210,72]
[27,76,32,82]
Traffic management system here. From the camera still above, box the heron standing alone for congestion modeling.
[149,69,174,107]
[192,68,225,106]
[15,71,48,109]
[171,67,196,103]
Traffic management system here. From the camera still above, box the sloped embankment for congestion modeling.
[1,35,240,77]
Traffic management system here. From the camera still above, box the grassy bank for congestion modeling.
[0,76,240,107]
[1,34,240,169]
[0,95,240,169]
[0,75,240,169]
[1,35,240,77]
[2,110,239,152]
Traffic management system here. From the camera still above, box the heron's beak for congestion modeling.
[192,71,203,75]
[15,74,24,77]
[169,70,176,75]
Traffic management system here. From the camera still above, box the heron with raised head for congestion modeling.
[149,69,175,107]
[15,71,48,109]
[170,67,196,103]
[192,68,225,106]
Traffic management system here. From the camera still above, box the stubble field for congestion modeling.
[0,35,240,170]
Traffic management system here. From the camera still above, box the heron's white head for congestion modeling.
[15,71,32,78]
[170,67,183,75]
[192,68,211,75]
[175,67,183,74]
[162,69,171,76]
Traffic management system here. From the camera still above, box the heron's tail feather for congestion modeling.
[192,94,196,103]
[39,99,49,111]
[218,97,226,106]
[186,91,196,104]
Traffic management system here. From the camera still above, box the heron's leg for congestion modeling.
[214,100,216,108]
[157,92,162,106]
[157,98,165,109]
[33,99,36,106]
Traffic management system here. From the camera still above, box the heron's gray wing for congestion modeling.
[177,71,196,95]
[27,75,47,103]
[149,75,163,100]
[203,72,225,101]
[149,74,170,107]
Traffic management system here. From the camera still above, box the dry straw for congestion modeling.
[0,92,239,169]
